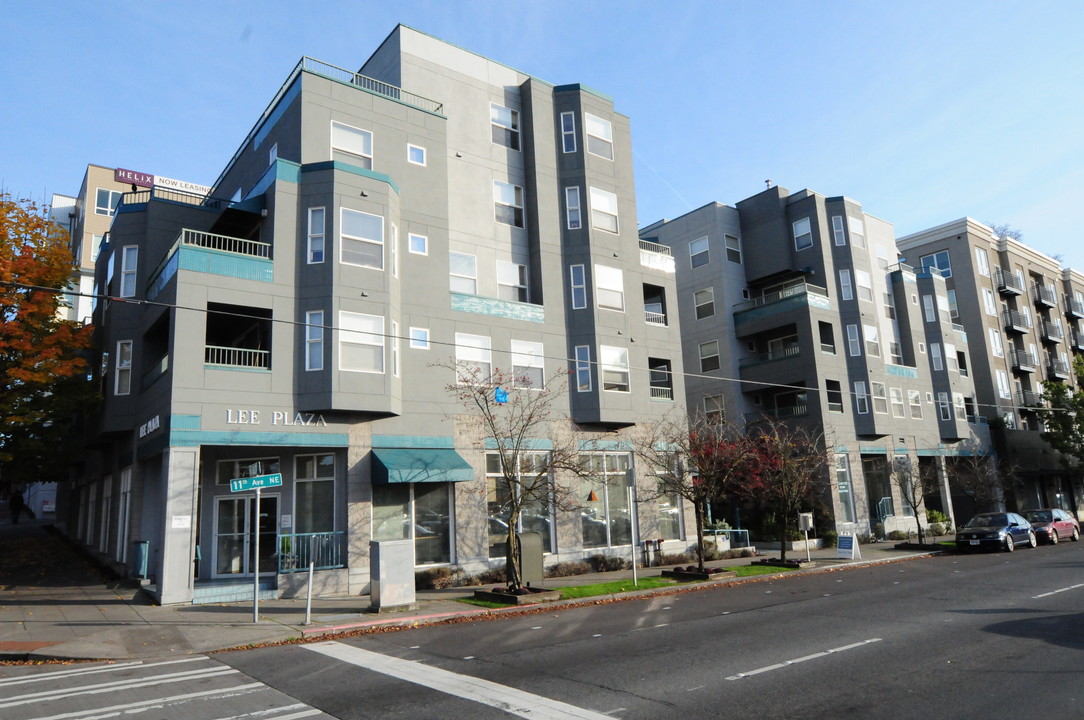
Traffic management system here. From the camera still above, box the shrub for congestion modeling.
[545,561,592,578]
[588,554,630,572]
[887,530,908,541]
[739,548,755,558]
[820,529,838,548]
[928,522,944,537]
[695,542,721,561]
[476,567,506,584]
[415,567,471,589]
[874,523,885,539]
[857,532,875,544]
[926,509,951,525]
[658,552,690,565]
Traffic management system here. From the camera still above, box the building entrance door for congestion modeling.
[214,495,278,577]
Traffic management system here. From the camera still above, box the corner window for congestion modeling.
[793,217,813,250]
[95,188,122,216]
[409,327,430,350]
[340,208,384,269]
[407,144,427,166]
[120,246,138,298]
[494,181,525,228]
[600,345,629,392]
[690,236,709,268]
[920,250,952,278]
[339,311,384,373]
[584,113,613,160]
[575,345,592,391]
[570,264,587,309]
[456,333,492,383]
[694,288,715,319]
[331,121,373,169]
[305,310,324,371]
[408,233,428,255]
[497,261,529,302]
[725,234,742,263]
[832,216,846,246]
[594,264,624,311]
[511,340,544,389]
[698,340,720,372]
[560,111,577,153]
[565,187,582,230]
[589,187,619,233]
[449,252,477,294]
[307,207,325,264]
[490,103,520,151]
[115,340,132,395]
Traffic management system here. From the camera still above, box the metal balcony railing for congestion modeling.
[1072,330,1084,351]
[1041,321,1064,342]
[1015,390,1043,408]
[995,268,1025,295]
[1010,349,1038,371]
[1033,283,1058,307]
[205,345,271,369]
[644,310,667,326]
[638,239,675,273]
[739,344,801,368]
[649,386,675,401]
[735,283,828,312]
[180,229,271,258]
[1066,296,1084,318]
[1047,357,1071,378]
[277,531,346,573]
[1002,309,1032,333]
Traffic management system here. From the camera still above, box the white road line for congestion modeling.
[305,641,614,720]
[212,704,323,720]
[0,658,206,687]
[0,666,237,708]
[1033,582,1084,599]
[27,683,266,720]
[725,638,882,680]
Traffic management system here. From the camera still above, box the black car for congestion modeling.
[955,512,1036,552]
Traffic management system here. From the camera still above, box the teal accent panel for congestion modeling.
[170,430,349,447]
[579,439,633,452]
[172,414,202,430]
[372,435,456,449]
[204,365,272,374]
[301,161,400,195]
[834,445,849,453]
[254,78,301,149]
[371,448,474,484]
[484,438,554,451]
[894,447,911,455]
[735,294,829,325]
[451,293,545,323]
[886,364,919,378]
[249,159,301,197]
[859,447,887,455]
[178,245,273,283]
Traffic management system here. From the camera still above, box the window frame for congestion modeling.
[95,188,122,216]
[560,111,577,153]
[115,339,133,396]
[574,345,592,392]
[570,264,587,309]
[119,245,138,298]
[493,180,525,228]
[490,103,521,151]
[294,453,336,535]
[497,260,529,303]
[330,120,373,168]
[832,215,846,246]
[855,269,873,302]
[511,339,545,389]
[449,252,477,295]
[594,264,624,312]
[864,324,881,357]
[871,381,888,414]
[698,340,721,372]
[920,250,952,278]
[305,310,324,371]
[565,186,582,230]
[589,186,619,234]
[689,236,709,268]
[584,112,614,160]
[339,207,384,270]
[307,207,325,264]
[409,327,430,350]
[724,234,742,263]
[847,324,862,356]
[793,217,813,250]
[694,287,715,319]
[338,310,385,374]
[455,332,492,383]
[854,381,869,414]
[408,232,428,256]
[599,345,630,392]
[975,247,990,276]
[839,269,854,301]
[407,143,427,166]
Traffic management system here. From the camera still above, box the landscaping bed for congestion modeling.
[472,587,562,605]
[661,567,738,582]
[751,558,818,569]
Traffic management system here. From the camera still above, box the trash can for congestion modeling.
[132,540,149,579]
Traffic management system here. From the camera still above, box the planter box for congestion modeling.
[752,558,817,569]
[755,538,823,552]
[473,587,562,605]
[661,569,738,582]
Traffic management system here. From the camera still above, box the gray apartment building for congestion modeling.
[642,186,991,537]
[68,26,687,605]
[898,219,1084,517]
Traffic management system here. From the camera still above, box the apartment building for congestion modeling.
[898,219,1084,517]
[642,187,991,536]
[68,26,686,605]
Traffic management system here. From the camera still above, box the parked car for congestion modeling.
[955,512,1037,552]
[1022,508,1080,544]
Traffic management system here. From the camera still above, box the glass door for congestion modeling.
[214,495,278,577]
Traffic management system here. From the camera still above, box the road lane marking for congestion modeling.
[305,641,613,720]
[0,658,205,687]
[725,638,882,680]
[0,666,237,708]
[213,704,323,720]
[1033,582,1084,599]
[28,683,266,720]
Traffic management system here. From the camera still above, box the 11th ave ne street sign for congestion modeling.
[229,473,283,493]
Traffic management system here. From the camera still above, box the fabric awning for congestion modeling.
[370,448,474,484]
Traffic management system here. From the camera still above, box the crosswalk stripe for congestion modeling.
[0,658,207,688]
[26,682,267,720]
[0,666,237,708]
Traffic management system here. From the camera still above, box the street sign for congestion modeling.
[229,473,283,493]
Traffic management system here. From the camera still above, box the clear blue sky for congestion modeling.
[4,1,1082,262]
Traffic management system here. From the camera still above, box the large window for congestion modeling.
[217,457,280,486]
[909,390,923,419]
[600,345,630,392]
[340,208,383,269]
[594,264,624,311]
[570,264,587,309]
[95,188,123,217]
[699,340,720,372]
[339,311,384,373]
[890,387,905,418]
[694,288,715,319]
[854,381,869,414]
[560,111,576,153]
[455,333,491,382]
[855,270,873,302]
[989,328,1004,357]
[305,310,324,371]
[449,252,477,294]
[494,181,524,228]
[372,483,451,565]
[793,217,813,250]
[307,208,325,264]
[975,247,990,276]
[832,216,846,246]
[983,288,997,315]
[871,382,888,414]
[996,370,1011,399]
[581,453,631,548]
[589,187,619,233]
[295,454,335,534]
[497,261,529,302]
[511,339,544,389]
[115,340,132,395]
[690,236,710,268]
[565,187,582,230]
[575,345,592,391]
[864,324,881,357]
[331,121,373,168]
[487,452,553,557]
[490,103,520,150]
[920,250,952,278]
[848,216,865,248]
[120,246,138,298]
[584,113,613,160]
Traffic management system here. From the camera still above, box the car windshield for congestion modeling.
[966,514,1007,527]
[1024,510,1052,523]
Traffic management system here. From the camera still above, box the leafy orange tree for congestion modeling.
[0,194,96,495]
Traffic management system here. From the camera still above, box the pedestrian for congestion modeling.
[9,492,26,524]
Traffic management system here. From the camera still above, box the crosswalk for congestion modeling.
[0,656,331,720]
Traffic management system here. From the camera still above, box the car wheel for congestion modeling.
[1005,535,1015,552]
[1050,529,1058,545]
[1028,531,1037,548]
[1073,527,1080,542]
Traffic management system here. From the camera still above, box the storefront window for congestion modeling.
[581,453,632,548]
[372,483,451,565]
[295,454,335,533]
[486,452,553,557]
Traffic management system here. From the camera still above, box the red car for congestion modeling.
[1022,508,1080,544]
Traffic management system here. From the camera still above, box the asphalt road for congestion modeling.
[5,542,1083,719]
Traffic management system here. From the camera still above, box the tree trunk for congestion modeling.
[694,501,706,573]
[505,509,522,589]
[779,513,789,562]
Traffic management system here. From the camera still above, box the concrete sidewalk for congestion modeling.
[0,518,942,662]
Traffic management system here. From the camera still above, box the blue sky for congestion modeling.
[4,1,1082,262]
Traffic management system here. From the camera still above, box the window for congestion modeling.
[793,217,813,250]
[409,327,430,350]
[494,181,525,227]
[340,208,383,269]
[975,247,990,276]
[839,269,854,301]
[390,225,398,278]
[217,457,280,486]
[923,295,936,322]
[953,392,967,421]
[658,492,684,541]
[909,390,923,419]
[115,340,132,395]
[600,345,630,391]
[854,381,869,414]
[584,113,613,160]
[570,264,587,309]
[690,236,710,268]
[871,382,888,414]
[920,250,951,278]
[408,232,428,255]
[698,340,720,372]
[490,103,520,150]
[832,215,846,246]
[497,261,528,302]
[864,324,881,357]
[847,324,862,356]
[581,453,632,548]
[594,264,624,311]
[989,329,1004,357]
[889,341,904,365]
[407,144,426,166]
[372,483,451,565]
[705,395,725,422]
[455,333,491,382]
[339,311,384,373]
[294,454,335,534]
[938,392,952,421]
[694,288,715,319]
[391,321,400,377]
[982,288,997,316]
[848,216,865,248]
[268,143,278,165]
[890,387,905,418]
[589,187,619,233]
[119,246,138,298]
[449,252,477,294]
[957,351,969,377]
[819,321,836,353]
[487,452,554,557]
[575,345,592,391]
[836,454,857,523]
[305,310,324,371]
[565,187,582,229]
[996,370,1012,399]
[855,270,873,302]
[95,188,122,216]
[884,292,897,320]
[91,234,105,262]
[826,380,844,413]
[331,121,373,168]
[560,111,577,153]
[725,234,742,263]
[964,396,977,422]
[307,208,325,263]
[511,340,544,389]
[931,343,943,371]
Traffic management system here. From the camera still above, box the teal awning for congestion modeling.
[371,448,474,484]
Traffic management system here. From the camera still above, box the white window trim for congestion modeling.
[694,287,715,319]
[408,232,428,256]
[338,311,385,374]
[305,310,324,371]
[832,215,846,246]
[584,112,613,160]
[565,186,582,230]
[407,143,427,166]
[793,217,813,250]
[330,120,373,167]
[119,245,138,298]
[690,236,709,268]
[839,269,853,301]
[95,188,122,216]
[570,264,587,310]
[339,207,384,270]
[409,327,430,350]
[847,324,862,357]
[599,345,630,392]
[114,339,133,396]
[511,339,545,389]
[497,260,529,303]
[589,186,619,234]
[560,111,577,153]
[575,345,592,392]
[490,103,520,151]
[450,252,477,295]
[391,320,400,378]
[724,234,742,264]
[455,333,492,383]
[594,264,624,312]
[307,207,325,264]
[493,180,525,228]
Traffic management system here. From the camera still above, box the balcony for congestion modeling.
[638,239,675,273]
[1041,320,1064,343]
[644,310,667,326]
[1033,283,1058,308]
[1047,357,1071,379]
[1015,390,1043,408]
[739,344,801,368]
[1002,309,1032,334]
[649,386,675,401]
[1010,349,1037,373]
[1071,330,1084,352]
[995,268,1025,295]
[205,345,271,370]
[1067,295,1084,319]
[147,228,273,300]
[745,404,809,423]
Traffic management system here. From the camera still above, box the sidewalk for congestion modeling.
[0,518,943,663]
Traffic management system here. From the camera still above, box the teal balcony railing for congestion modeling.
[277,531,345,573]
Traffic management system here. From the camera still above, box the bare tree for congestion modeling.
[890,457,938,544]
[440,360,590,590]
[634,410,759,572]
[944,447,1019,515]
